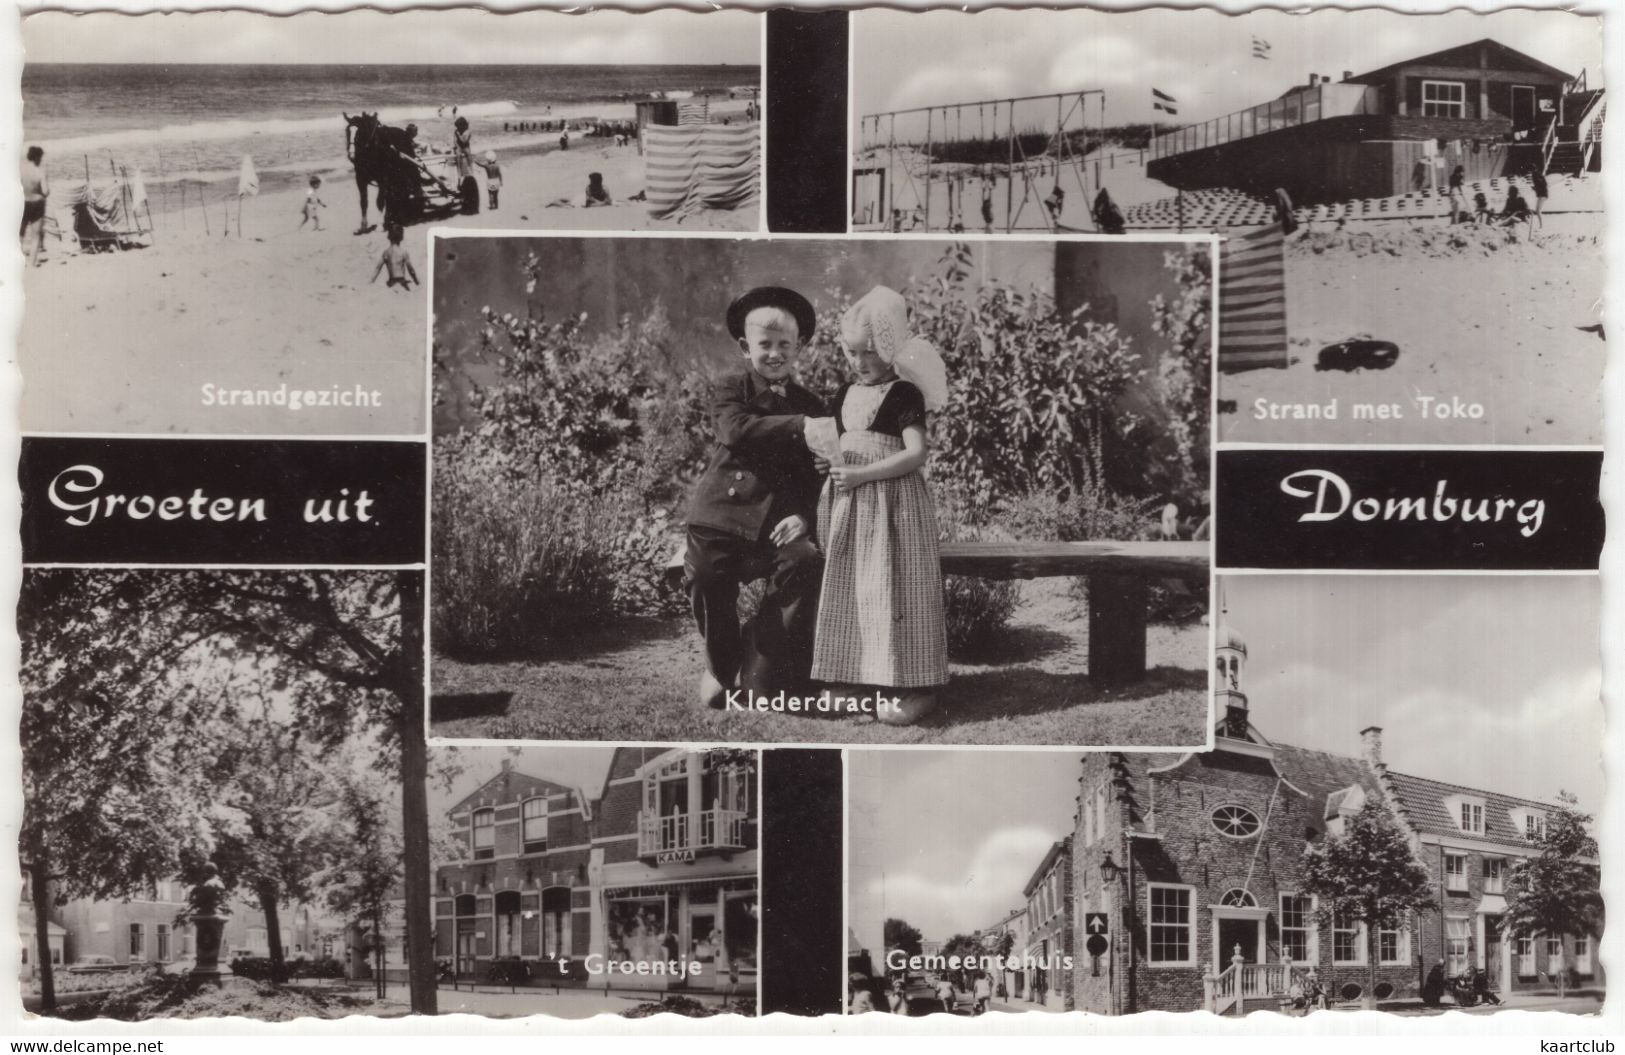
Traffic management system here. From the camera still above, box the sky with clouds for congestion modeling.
[22,9,760,66]
[1221,574,1603,812]
[848,750,1079,955]
[854,9,1601,128]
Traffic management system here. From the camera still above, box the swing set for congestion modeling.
[854,88,1107,233]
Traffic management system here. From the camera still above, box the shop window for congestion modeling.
[1147,884,1194,965]
[522,798,548,855]
[1445,918,1471,975]
[607,897,670,968]
[1279,894,1315,963]
[1445,853,1469,893]
[1422,80,1467,119]
[473,808,494,860]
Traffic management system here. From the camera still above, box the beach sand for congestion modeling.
[1219,213,1605,446]
[19,135,759,435]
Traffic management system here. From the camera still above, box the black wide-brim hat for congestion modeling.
[726,286,816,341]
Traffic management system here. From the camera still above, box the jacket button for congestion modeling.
[727,487,737,497]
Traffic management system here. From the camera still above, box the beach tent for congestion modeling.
[643,122,759,220]
[1217,223,1289,371]
[57,172,150,253]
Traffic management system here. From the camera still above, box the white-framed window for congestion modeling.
[1512,809,1548,841]
[1516,936,1535,976]
[156,923,171,962]
[1445,918,1471,975]
[1378,923,1408,965]
[522,797,548,854]
[1575,936,1592,975]
[1444,852,1469,893]
[128,923,145,962]
[1147,884,1195,966]
[1545,936,1564,973]
[1333,910,1366,965]
[1279,894,1316,963]
[1483,857,1505,894]
[472,807,495,859]
[1460,803,1485,835]
[1422,80,1467,118]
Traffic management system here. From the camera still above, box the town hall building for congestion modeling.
[1070,616,1601,1014]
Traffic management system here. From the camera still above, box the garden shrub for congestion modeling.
[937,498,1023,658]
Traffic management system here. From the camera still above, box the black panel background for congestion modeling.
[761,748,843,1016]
[1215,449,1603,570]
[21,437,426,565]
[766,10,849,234]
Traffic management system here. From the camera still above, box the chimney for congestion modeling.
[1309,73,1319,87]
[1343,70,1353,82]
[1321,73,1330,86]
[1360,726,1384,769]
[500,758,513,775]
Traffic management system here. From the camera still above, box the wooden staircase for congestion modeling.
[1544,87,1605,177]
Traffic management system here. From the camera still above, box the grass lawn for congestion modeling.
[430,579,1208,746]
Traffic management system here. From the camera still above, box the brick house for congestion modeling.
[1147,38,1603,203]
[1020,837,1073,1011]
[432,748,757,996]
[1071,618,1602,1014]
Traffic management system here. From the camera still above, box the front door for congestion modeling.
[1217,919,1259,970]
[456,922,478,977]
[1484,916,1504,991]
[687,908,719,989]
[1511,86,1537,133]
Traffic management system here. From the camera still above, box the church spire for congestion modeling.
[1215,582,1249,740]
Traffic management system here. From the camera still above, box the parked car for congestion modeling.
[66,955,124,974]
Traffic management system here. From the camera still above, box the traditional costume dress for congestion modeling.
[809,287,949,690]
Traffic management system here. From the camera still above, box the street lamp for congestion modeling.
[1099,852,1121,886]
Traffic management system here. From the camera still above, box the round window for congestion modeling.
[1374,982,1395,1000]
[1210,804,1263,838]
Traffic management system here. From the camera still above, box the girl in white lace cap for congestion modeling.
[809,285,949,724]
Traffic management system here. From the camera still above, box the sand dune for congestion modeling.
[19,136,759,436]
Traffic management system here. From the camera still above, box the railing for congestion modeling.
[1579,98,1606,174]
[1541,113,1561,174]
[1204,953,1305,1015]
[638,808,748,857]
[1149,83,1380,161]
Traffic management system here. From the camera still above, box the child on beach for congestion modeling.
[370,224,419,291]
[810,285,949,726]
[584,172,613,208]
[300,175,327,231]
[475,150,502,211]
[682,287,826,707]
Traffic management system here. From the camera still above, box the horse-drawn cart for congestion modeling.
[345,111,475,231]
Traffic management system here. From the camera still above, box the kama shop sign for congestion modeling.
[656,850,696,864]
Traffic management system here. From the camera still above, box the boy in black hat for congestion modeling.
[684,286,825,708]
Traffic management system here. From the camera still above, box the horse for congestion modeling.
[344,111,423,234]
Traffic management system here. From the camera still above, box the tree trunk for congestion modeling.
[257,882,286,983]
[29,840,55,1013]
[1364,923,1378,1010]
[397,571,438,1015]
[372,905,386,1002]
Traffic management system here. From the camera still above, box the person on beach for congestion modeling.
[452,116,474,185]
[300,175,327,231]
[809,285,949,726]
[1530,170,1548,230]
[559,130,570,151]
[21,146,49,269]
[584,172,613,208]
[1446,165,1466,224]
[370,223,419,291]
[475,150,502,211]
[1093,187,1126,234]
[981,174,995,233]
[1472,191,1493,226]
[1500,184,1532,226]
[1044,184,1066,225]
[682,287,825,709]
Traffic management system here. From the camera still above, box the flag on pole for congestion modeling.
[236,155,260,197]
[1251,36,1273,60]
[1152,88,1179,116]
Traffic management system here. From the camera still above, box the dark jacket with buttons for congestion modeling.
[685,368,825,542]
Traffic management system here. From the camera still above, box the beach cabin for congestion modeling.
[1146,39,1602,205]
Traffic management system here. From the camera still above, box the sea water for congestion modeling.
[23,63,758,200]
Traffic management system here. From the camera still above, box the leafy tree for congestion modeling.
[1502,793,1602,997]
[18,569,438,1014]
[319,774,403,1001]
[939,933,985,989]
[884,917,924,968]
[1302,801,1436,1009]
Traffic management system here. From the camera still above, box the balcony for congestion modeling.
[1150,83,1382,161]
[637,808,748,861]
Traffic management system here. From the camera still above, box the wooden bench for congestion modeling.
[941,540,1210,684]
[665,538,1210,685]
